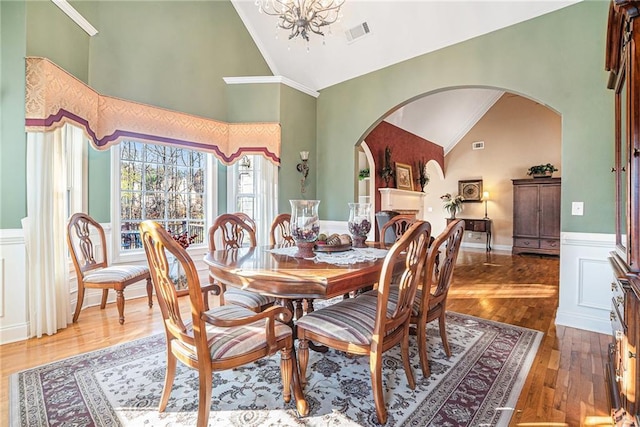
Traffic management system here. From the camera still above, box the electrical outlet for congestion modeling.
[571,202,584,216]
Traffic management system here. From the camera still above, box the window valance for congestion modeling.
[24,57,281,165]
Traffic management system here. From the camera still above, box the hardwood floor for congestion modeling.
[0,249,613,426]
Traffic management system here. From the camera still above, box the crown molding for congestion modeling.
[223,76,319,98]
[51,0,98,36]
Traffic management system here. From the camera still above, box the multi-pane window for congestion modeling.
[227,154,278,245]
[119,141,206,250]
[234,156,255,217]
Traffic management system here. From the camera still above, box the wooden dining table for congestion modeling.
[203,243,392,301]
[204,242,395,353]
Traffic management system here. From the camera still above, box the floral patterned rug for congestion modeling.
[10,312,541,426]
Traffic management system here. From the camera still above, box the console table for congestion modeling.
[447,218,492,251]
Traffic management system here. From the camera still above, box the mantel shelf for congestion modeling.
[379,188,425,218]
[379,188,426,197]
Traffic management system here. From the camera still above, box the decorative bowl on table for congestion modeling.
[315,233,352,252]
[290,199,320,258]
[348,202,372,248]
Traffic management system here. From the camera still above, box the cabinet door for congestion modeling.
[514,185,539,237]
[539,184,561,239]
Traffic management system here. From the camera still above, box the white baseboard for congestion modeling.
[555,310,611,335]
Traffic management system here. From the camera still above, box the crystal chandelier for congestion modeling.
[255,0,345,42]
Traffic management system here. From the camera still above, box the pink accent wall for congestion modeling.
[365,121,444,213]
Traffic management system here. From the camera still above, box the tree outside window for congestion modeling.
[120,141,206,250]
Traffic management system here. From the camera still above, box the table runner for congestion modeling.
[268,246,388,265]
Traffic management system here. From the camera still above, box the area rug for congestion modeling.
[10,312,542,426]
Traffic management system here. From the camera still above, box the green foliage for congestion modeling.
[527,163,557,176]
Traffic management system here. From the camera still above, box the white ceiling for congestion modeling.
[231,0,579,149]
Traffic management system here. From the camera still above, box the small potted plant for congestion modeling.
[441,193,464,218]
[527,163,558,178]
[358,168,370,180]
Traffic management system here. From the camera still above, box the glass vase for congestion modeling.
[290,199,320,257]
[348,202,372,248]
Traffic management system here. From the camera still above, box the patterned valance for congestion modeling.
[24,57,280,165]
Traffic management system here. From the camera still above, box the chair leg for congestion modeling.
[401,330,416,390]
[196,366,213,427]
[370,352,388,425]
[439,311,451,357]
[159,343,177,412]
[279,346,293,403]
[288,343,309,417]
[417,321,431,377]
[146,277,153,308]
[298,338,309,386]
[72,284,86,323]
[100,289,109,309]
[115,289,125,325]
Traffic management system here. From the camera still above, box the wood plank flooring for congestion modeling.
[0,249,613,426]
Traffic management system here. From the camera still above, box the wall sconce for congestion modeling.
[297,151,310,194]
[483,191,490,219]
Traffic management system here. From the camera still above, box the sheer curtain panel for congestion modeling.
[22,126,71,337]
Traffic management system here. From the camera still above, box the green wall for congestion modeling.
[278,84,317,212]
[0,1,27,229]
[316,0,614,234]
[26,0,91,81]
[2,0,614,235]
[225,81,318,212]
[86,1,270,121]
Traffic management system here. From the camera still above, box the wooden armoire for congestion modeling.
[606,2,640,425]
[511,178,561,256]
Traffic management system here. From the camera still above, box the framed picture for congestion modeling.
[395,163,414,191]
[458,179,483,202]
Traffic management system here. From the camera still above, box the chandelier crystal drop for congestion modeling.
[255,0,345,42]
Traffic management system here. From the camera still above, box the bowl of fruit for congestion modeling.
[315,233,353,252]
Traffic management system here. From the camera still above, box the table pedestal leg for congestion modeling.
[279,297,328,353]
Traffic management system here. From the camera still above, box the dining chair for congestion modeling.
[204,213,275,311]
[139,220,307,427]
[233,212,257,235]
[296,220,432,424]
[269,213,295,247]
[66,212,152,325]
[269,213,314,320]
[378,214,417,244]
[411,218,465,377]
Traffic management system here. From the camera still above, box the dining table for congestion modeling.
[203,242,394,301]
[204,242,396,351]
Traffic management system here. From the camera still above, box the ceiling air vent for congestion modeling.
[345,22,370,43]
[472,141,485,150]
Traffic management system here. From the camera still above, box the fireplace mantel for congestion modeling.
[379,188,425,218]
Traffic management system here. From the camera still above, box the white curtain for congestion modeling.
[22,126,71,337]
[255,156,279,245]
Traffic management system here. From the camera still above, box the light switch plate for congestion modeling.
[571,202,584,216]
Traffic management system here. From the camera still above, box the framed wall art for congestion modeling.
[395,163,414,191]
[458,179,483,202]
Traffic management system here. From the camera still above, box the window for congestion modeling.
[227,155,278,245]
[118,141,208,252]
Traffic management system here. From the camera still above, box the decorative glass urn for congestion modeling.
[290,199,320,257]
[348,202,372,248]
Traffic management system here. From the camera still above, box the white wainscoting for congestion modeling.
[556,232,616,335]
[0,224,209,345]
[0,224,617,344]
[0,228,28,344]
